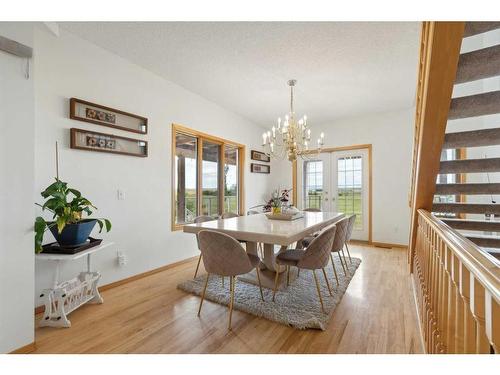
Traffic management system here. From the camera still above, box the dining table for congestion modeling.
[183,211,345,289]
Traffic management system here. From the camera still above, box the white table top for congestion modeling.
[183,212,345,246]
[36,242,114,261]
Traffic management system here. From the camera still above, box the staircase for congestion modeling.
[432,22,500,259]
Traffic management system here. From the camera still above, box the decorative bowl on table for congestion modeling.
[265,206,303,221]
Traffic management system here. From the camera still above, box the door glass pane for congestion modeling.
[202,140,220,216]
[337,156,363,229]
[303,160,323,209]
[175,133,197,224]
[224,145,239,214]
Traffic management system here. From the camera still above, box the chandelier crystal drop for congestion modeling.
[262,79,324,162]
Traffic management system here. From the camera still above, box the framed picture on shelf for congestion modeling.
[251,163,270,174]
[251,150,270,163]
[70,98,148,134]
[70,128,148,157]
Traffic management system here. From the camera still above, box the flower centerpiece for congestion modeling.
[263,188,293,214]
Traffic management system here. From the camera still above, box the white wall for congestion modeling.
[0,23,35,353]
[33,26,270,306]
[270,108,414,245]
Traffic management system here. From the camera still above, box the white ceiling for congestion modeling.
[60,22,420,126]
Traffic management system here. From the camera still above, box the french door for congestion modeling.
[297,148,370,241]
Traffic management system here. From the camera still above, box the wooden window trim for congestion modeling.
[171,123,245,231]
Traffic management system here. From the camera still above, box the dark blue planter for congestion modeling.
[49,219,97,247]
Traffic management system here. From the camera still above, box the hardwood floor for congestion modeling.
[33,244,423,354]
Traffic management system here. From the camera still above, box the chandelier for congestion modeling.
[262,79,324,161]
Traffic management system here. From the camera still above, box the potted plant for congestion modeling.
[263,188,293,214]
[34,178,111,253]
[271,196,281,214]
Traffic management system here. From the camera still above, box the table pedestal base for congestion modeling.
[238,267,299,291]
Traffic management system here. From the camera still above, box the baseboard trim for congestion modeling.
[35,255,199,315]
[349,240,407,249]
[371,241,407,249]
[9,341,36,354]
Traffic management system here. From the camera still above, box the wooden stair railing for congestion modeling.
[413,210,499,353]
[409,21,500,354]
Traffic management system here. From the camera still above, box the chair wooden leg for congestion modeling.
[345,243,352,264]
[194,254,202,278]
[286,266,290,286]
[272,269,280,302]
[297,267,300,277]
[338,252,347,276]
[330,253,339,286]
[197,273,210,316]
[221,276,225,287]
[255,266,265,301]
[228,276,235,330]
[312,270,325,313]
[321,268,333,296]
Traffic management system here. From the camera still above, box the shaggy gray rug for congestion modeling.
[177,256,361,330]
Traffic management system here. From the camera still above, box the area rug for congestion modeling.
[177,256,361,330]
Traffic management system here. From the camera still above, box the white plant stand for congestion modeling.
[36,242,113,328]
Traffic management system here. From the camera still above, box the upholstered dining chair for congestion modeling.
[193,215,216,279]
[221,212,239,219]
[329,217,350,284]
[344,214,356,264]
[297,208,322,249]
[272,224,337,313]
[197,230,265,330]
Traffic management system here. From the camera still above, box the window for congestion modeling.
[303,160,323,209]
[337,156,363,229]
[174,133,198,224]
[224,145,239,214]
[433,149,463,218]
[201,140,220,217]
[172,124,244,229]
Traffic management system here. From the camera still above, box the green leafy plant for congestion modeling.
[34,178,111,253]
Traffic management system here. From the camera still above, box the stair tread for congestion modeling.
[464,233,500,248]
[435,183,500,195]
[443,128,500,148]
[443,218,500,223]
[439,157,500,173]
[442,218,500,231]
[449,90,500,120]
[456,44,500,84]
[465,233,500,239]
[433,202,500,214]
[464,22,500,37]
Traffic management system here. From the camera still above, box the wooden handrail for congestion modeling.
[413,210,499,353]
